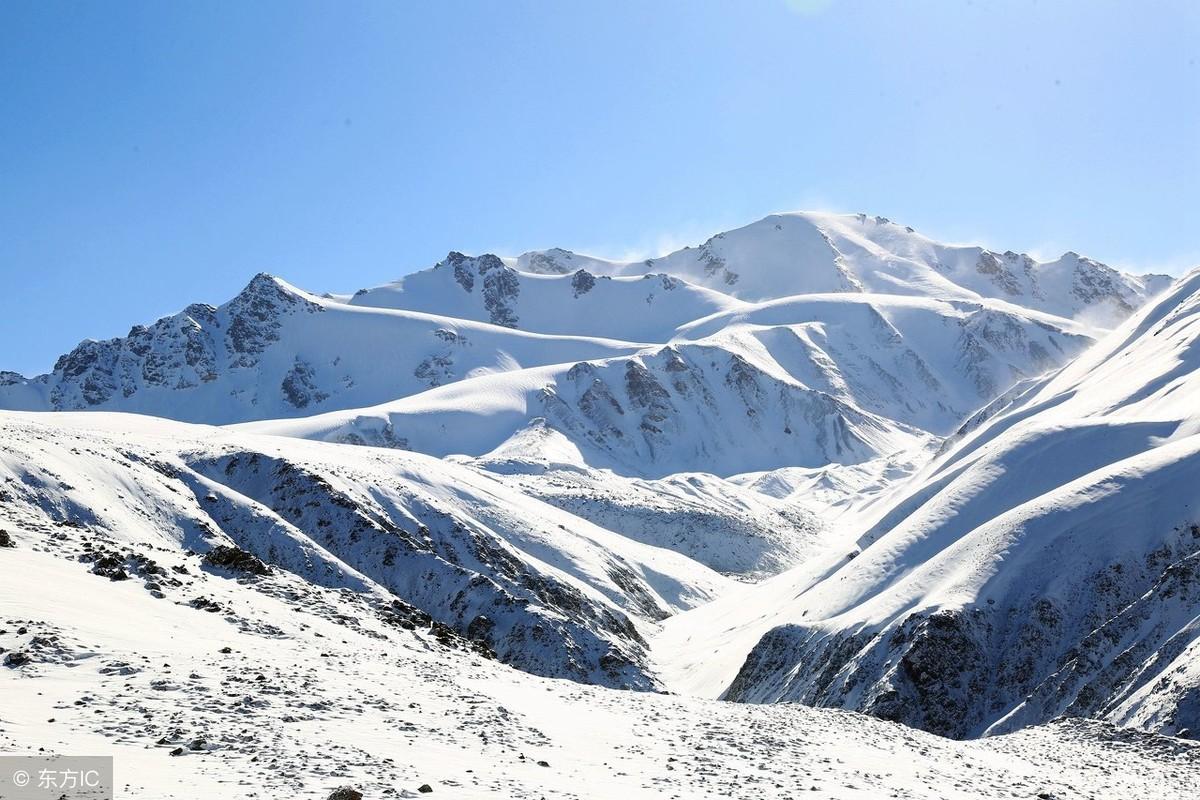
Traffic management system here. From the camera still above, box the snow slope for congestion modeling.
[656,268,1200,738]
[0,411,730,689]
[241,293,1091,477]
[348,251,744,341]
[5,535,1196,799]
[237,340,929,477]
[484,464,826,580]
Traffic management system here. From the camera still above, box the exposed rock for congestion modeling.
[281,357,329,409]
[481,260,520,327]
[571,269,596,297]
[89,553,130,581]
[202,545,271,576]
[3,650,30,667]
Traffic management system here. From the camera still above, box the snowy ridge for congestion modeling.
[516,212,1171,325]
[348,250,745,341]
[0,274,644,423]
[241,293,1093,482]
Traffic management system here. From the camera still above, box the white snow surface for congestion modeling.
[5,536,1196,799]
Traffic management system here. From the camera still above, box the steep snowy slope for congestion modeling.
[349,251,744,341]
[236,289,1093,580]
[0,274,644,423]
[657,269,1200,738]
[676,292,1094,434]
[240,339,929,476]
[5,530,1196,799]
[482,463,826,579]
[517,211,1171,325]
[0,411,730,689]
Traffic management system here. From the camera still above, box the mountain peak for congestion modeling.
[231,272,306,303]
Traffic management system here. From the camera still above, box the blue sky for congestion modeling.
[2,0,1197,375]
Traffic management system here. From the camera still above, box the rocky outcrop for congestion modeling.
[412,328,470,388]
[280,358,329,409]
[696,235,740,287]
[571,269,596,297]
[439,252,521,327]
[39,274,322,412]
[975,251,1034,297]
[225,274,322,368]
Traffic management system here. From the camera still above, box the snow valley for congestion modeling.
[2,212,1197,799]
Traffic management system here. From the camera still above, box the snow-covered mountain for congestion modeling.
[657,268,1200,738]
[515,212,1171,326]
[0,213,1126,586]
[0,273,644,423]
[242,294,1093,476]
[4,210,1197,799]
[0,212,1160,437]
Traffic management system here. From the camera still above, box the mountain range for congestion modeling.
[3,211,1197,798]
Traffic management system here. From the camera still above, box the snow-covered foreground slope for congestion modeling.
[4,525,1197,799]
[0,412,732,689]
[657,269,1200,739]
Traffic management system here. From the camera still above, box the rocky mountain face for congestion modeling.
[44,274,317,410]
[0,274,640,423]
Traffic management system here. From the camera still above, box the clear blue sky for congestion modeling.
[2,1,1197,375]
